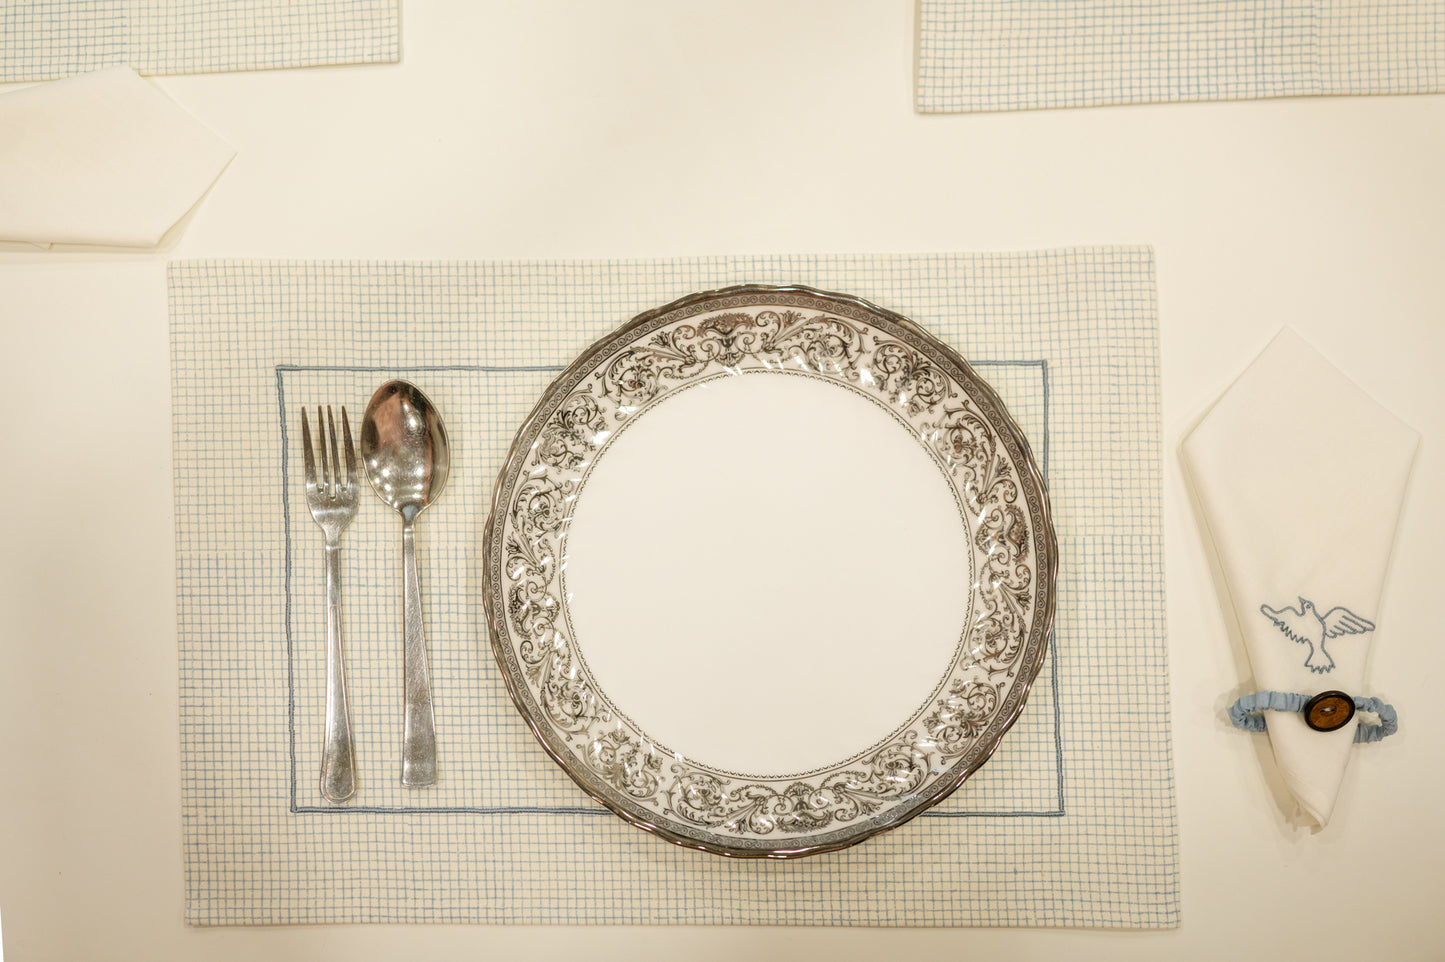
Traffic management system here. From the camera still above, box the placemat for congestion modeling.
[917,0,1445,113]
[1,0,397,82]
[170,251,1178,927]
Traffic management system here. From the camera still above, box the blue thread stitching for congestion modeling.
[277,360,1065,817]
[1258,598,1375,675]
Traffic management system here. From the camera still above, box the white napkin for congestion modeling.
[1184,328,1418,827]
[0,67,234,249]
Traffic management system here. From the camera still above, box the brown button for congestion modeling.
[1303,690,1356,732]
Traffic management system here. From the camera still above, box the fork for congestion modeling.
[302,405,359,803]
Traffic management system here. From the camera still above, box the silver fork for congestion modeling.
[302,406,359,803]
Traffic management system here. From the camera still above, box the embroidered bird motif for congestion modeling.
[1259,598,1375,674]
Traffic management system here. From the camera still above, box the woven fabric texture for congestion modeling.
[917,0,1445,112]
[170,251,1177,926]
[1,0,397,81]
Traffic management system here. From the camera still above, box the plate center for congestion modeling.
[562,370,972,778]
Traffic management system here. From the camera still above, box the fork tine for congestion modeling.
[316,405,329,497]
[301,408,317,488]
[341,406,357,490]
[326,406,342,498]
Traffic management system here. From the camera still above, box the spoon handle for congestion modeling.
[321,542,356,802]
[400,519,438,787]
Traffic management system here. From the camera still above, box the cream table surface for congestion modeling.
[1,1,1442,958]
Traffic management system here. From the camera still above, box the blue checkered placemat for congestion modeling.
[917,0,1445,113]
[169,251,1177,927]
[1,0,397,82]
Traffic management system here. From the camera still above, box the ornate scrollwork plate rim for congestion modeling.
[481,282,1059,859]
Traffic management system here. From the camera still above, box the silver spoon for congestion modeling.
[360,380,451,787]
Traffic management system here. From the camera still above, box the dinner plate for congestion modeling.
[484,285,1057,857]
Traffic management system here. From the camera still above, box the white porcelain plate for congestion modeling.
[484,285,1057,857]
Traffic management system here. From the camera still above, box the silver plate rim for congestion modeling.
[481,283,1059,859]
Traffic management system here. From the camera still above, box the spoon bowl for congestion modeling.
[360,380,450,520]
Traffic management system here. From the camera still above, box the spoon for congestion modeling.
[360,380,451,787]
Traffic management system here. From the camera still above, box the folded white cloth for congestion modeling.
[1184,328,1418,827]
[0,67,234,248]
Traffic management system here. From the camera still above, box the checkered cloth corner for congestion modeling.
[1,0,397,82]
[917,0,1445,113]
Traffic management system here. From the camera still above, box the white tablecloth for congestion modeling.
[1,1,1441,957]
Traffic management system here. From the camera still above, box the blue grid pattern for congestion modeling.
[0,0,397,82]
[917,0,1445,113]
[170,253,1176,926]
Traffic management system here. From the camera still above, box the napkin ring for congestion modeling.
[1229,690,1398,743]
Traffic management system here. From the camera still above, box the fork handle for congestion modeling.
[401,519,438,787]
[321,543,356,802]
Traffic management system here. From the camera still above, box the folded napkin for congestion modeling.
[1184,328,1418,827]
[0,67,234,248]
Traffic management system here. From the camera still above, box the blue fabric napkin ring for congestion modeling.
[1229,690,1398,744]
